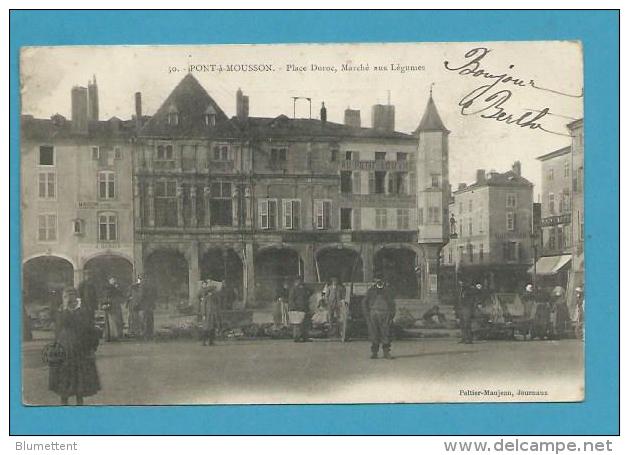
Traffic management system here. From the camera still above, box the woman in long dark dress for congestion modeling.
[49,286,100,405]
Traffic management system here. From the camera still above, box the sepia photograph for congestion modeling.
[19,41,585,406]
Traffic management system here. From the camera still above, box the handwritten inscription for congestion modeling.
[444,47,572,136]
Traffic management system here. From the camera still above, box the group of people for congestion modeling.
[76,271,157,342]
[521,284,584,340]
[455,280,585,343]
[274,275,396,359]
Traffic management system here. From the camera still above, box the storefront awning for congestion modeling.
[528,255,572,276]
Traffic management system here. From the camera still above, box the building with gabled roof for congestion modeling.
[132,74,451,309]
[21,78,136,305]
[441,162,534,295]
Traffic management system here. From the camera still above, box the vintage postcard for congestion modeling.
[20,42,584,405]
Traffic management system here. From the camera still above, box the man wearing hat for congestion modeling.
[459,282,482,344]
[362,277,396,359]
[288,276,312,342]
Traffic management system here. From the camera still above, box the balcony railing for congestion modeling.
[339,159,411,172]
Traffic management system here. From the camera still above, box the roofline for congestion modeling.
[452,181,533,195]
[567,118,583,130]
[536,146,571,161]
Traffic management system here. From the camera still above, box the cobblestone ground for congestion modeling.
[22,334,584,405]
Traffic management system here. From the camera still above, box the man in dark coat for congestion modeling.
[362,278,396,359]
[126,275,144,337]
[459,283,482,344]
[141,276,157,340]
[288,276,312,342]
[78,269,98,325]
[200,283,220,346]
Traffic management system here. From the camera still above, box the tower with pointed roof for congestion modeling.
[415,90,450,304]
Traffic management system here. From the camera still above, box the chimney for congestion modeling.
[476,169,486,184]
[344,108,361,127]
[236,88,249,120]
[87,75,99,121]
[512,160,522,177]
[71,86,88,134]
[320,102,327,124]
[135,92,142,130]
[371,104,395,132]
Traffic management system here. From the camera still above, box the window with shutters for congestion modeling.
[38,172,56,199]
[282,199,300,230]
[114,147,122,160]
[340,171,352,193]
[91,146,100,161]
[375,208,388,229]
[397,208,410,229]
[467,244,474,262]
[258,198,278,229]
[98,171,116,199]
[562,189,571,213]
[340,208,352,230]
[368,172,376,194]
[479,243,484,262]
[39,145,55,166]
[37,213,57,242]
[98,212,118,241]
[409,172,417,194]
[375,152,386,161]
[352,171,361,194]
[418,207,424,226]
[374,171,386,194]
[506,212,516,231]
[431,174,441,188]
[353,208,361,230]
[315,200,332,229]
[388,172,407,194]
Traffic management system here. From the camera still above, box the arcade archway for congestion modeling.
[316,247,364,283]
[145,249,189,308]
[374,247,419,298]
[22,256,74,307]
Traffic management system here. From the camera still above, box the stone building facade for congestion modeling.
[132,74,450,308]
[441,162,534,296]
[21,78,136,304]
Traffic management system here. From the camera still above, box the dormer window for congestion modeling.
[167,106,179,126]
[204,106,217,127]
[204,113,216,126]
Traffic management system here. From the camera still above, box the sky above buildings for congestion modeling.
[20,42,583,196]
